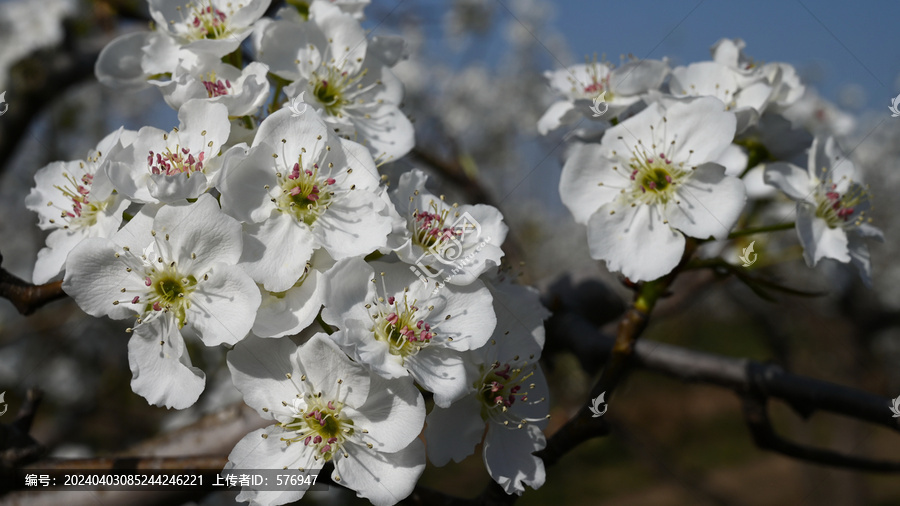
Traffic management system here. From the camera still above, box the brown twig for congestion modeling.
[741,394,900,472]
[0,254,67,315]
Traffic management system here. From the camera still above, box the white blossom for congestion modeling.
[322,257,496,407]
[560,96,746,281]
[62,194,260,408]
[25,128,135,284]
[219,105,394,293]
[150,53,271,117]
[226,334,425,506]
[764,136,882,285]
[426,268,550,495]
[538,58,669,135]
[387,168,507,287]
[256,2,413,160]
[105,100,231,204]
[95,0,271,89]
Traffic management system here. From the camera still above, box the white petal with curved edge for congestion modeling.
[763,162,813,202]
[219,144,278,223]
[405,346,471,408]
[666,163,746,240]
[354,103,415,160]
[559,143,624,224]
[148,171,208,203]
[95,32,152,90]
[312,190,393,260]
[152,193,244,273]
[239,213,315,293]
[228,426,316,506]
[587,203,685,282]
[321,257,376,325]
[185,263,260,346]
[344,374,424,453]
[715,144,749,177]
[483,423,546,495]
[227,335,306,418]
[62,238,146,320]
[35,189,132,282]
[334,438,425,506]
[537,100,580,136]
[253,270,324,338]
[611,59,669,95]
[34,230,86,284]
[425,395,483,466]
[297,335,371,406]
[796,203,849,266]
[847,234,873,288]
[128,316,205,409]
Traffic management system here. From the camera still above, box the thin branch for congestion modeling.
[0,254,67,315]
[592,239,699,400]
[741,395,900,472]
[1,389,46,469]
[727,222,795,239]
[633,340,900,434]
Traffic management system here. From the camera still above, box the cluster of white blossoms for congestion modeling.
[543,39,881,284]
[26,1,551,504]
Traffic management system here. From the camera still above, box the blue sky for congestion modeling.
[549,0,900,113]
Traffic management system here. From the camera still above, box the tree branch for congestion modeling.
[0,254,67,315]
[741,394,900,472]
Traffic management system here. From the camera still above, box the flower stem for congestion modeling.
[593,239,698,400]
[268,74,289,114]
[728,222,794,239]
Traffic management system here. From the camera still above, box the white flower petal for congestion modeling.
[586,203,685,282]
[405,346,471,408]
[483,423,546,495]
[185,263,260,346]
[763,162,813,202]
[847,234,873,288]
[219,144,278,223]
[227,335,308,418]
[343,374,424,453]
[239,213,316,293]
[796,203,849,266]
[537,100,578,135]
[321,256,376,325]
[152,193,244,273]
[312,189,392,259]
[253,270,324,338]
[334,438,425,506]
[715,144,749,177]
[297,334,371,406]
[425,395,483,466]
[559,143,628,224]
[666,162,746,240]
[62,238,146,320]
[95,32,153,90]
[228,426,315,506]
[128,315,205,409]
